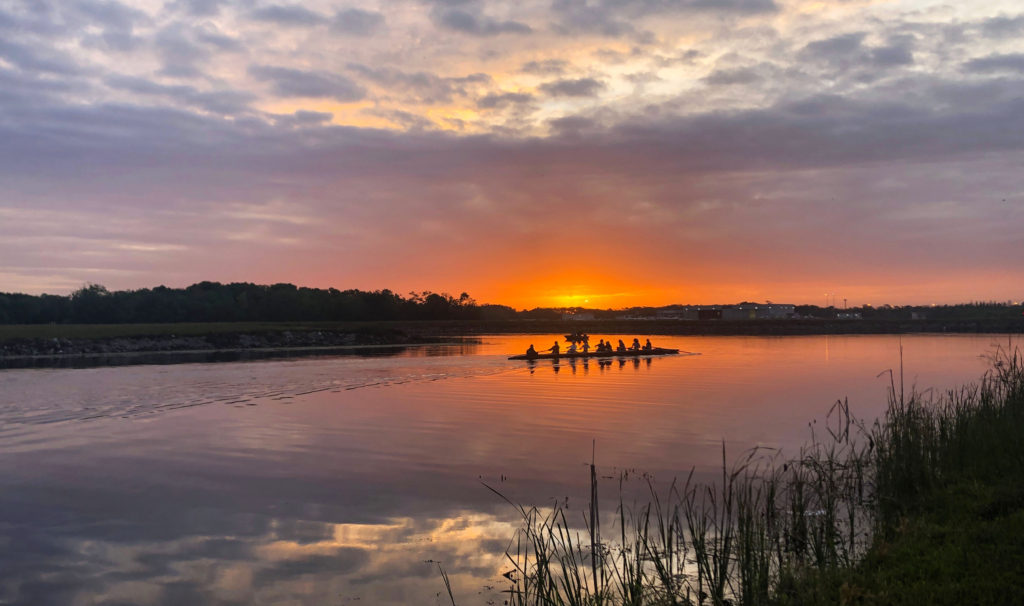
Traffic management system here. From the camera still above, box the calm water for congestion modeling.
[0,334,1009,605]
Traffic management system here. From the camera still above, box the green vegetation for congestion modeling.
[470,347,1024,605]
[0,282,516,325]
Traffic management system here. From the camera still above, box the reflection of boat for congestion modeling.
[509,347,687,361]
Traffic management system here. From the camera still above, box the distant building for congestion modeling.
[723,303,795,320]
[563,312,595,321]
[618,303,796,321]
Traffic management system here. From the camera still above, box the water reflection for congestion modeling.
[0,334,1008,605]
[0,498,515,605]
[0,340,481,371]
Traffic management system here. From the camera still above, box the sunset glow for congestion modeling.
[1,0,1022,307]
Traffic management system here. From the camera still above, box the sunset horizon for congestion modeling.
[6,276,1021,311]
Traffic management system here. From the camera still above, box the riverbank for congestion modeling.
[3,317,1022,358]
[0,322,469,368]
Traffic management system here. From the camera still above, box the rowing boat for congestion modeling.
[508,347,683,361]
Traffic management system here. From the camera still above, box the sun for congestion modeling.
[552,294,596,307]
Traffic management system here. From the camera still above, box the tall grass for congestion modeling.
[872,345,1024,532]
[474,346,1023,606]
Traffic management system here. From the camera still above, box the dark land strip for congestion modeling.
[1,318,1021,369]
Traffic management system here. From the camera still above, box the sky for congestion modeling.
[0,0,1022,309]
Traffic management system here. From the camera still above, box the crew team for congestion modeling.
[525,336,655,357]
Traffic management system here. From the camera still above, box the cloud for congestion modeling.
[331,8,385,36]
[981,14,1024,38]
[870,34,915,67]
[347,64,491,104]
[539,77,606,97]
[703,66,763,86]
[548,115,598,135]
[800,31,914,75]
[550,0,775,40]
[75,0,148,30]
[477,92,534,109]
[362,108,438,130]
[164,0,228,17]
[964,53,1024,74]
[871,44,913,67]
[432,8,532,36]
[802,32,866,58]
[249,65,366,101]
[520,59,570,75]
[249,4,327,27]
[278,110,334,126]
[154,24,214,77]
[105,75,256,115]
[0,38,80,75]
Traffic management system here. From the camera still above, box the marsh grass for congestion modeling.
[475,345,1024,606]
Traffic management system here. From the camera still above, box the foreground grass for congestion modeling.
[471,347,1024,606]
[783,348,1024,605]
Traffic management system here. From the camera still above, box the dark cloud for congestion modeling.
[4,1,148,54]
[477,91,534,109]
[347,63,490,104]
[871,44,914,67]
[154,25,213,77]
[801,32,914,74]
[0,67,78,110]
[520,59,570,75]
[549,0,648,41]
[105,75,256,115]
[331,8,386,36]
[0,38,80,75]
[249,4,327,27]
[285,110,334,126]
[548,115,599,135]
[81,30,144,52]
[703,66,763,86]
[539,77,605,97]
[802,32,866,57]
[249,65,366,100]
[164,0,228,17]
[964,53,1024,74]
[981,14,1024,38]
[551,0,774,40]
[191,22,243,51]
[0,5,65,37]
[74,0,149,31]
[432,8,532,36]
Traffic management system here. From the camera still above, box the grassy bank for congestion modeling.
[469,347,1024,605]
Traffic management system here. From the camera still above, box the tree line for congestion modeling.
[0,282,523,324]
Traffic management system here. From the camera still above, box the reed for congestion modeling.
[466,345,1024,605]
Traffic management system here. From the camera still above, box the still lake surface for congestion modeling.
[0,333,1011,605]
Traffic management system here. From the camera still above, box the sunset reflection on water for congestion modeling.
[0,334,1007,604]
